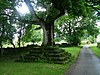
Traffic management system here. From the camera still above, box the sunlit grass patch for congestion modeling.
[63,47,80,58]
[90,46,100,57]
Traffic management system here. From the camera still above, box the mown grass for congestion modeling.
[0,47,80,75]
[90,46,100,57]
[63,47,81,65]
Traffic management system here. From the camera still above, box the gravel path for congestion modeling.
[64,46,100,75]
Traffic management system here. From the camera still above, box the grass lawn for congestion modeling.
[0,47,80,75]
[90,46,100,57]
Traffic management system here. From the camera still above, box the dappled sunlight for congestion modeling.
[97,34,100,43]
[15,2,30,15]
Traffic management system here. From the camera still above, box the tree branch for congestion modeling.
[24,0,45,25]
[85,4,100,15]
[24,0,39,21]
[21,20,41,25]
[54,10,65,20]
[0,13,10,16]
[85,0,100,4]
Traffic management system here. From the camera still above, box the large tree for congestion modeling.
[19,0,88,46]
[1,0,99,46]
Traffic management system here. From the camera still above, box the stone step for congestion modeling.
[47,51,68,56]
[24,56,37,60]
[25,54,41,57]
[50,60,68,64]
[45,49,65,53]
[16,47,72,64]
[47,56,68,61]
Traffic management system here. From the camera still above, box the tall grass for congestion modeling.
[0,47,80,75]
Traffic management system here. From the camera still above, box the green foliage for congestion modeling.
[71,0,87,17]
[80,15,99,42]
[46,5,60,23]
[87,36,95,43]
[22,25,42,43]
[55,12,99,46]
[50,0,90,17]
[0,0,11,10]
[0,0,99,46]
[0,0,18,47]
[55,16,83,45]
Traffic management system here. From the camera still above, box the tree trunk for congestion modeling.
[0,42,4,56]
[10,42,15,48]
[68,22,72,45]
[18,37,21,48]
[51,24,55,45]
[68,22,71,37]
[41,22,54,46]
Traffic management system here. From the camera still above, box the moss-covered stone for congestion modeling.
[15,46,72,64]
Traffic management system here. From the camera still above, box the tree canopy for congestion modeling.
[0,0,99,47]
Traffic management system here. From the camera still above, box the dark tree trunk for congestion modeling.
[68,22,72,44]
[10,42,15,48]
[68,22,71,36]
[42,22,54,46]
[0,42,4,56]
[72,30,80,46]
[18,37,21,48]
[51,24,55,45]
[18,28,22,48]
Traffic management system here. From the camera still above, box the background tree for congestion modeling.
[0,0,17,56]
[0,0,17,48]
[22,25,43,45]
[55,13,99,46]
[55,16,83,46]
